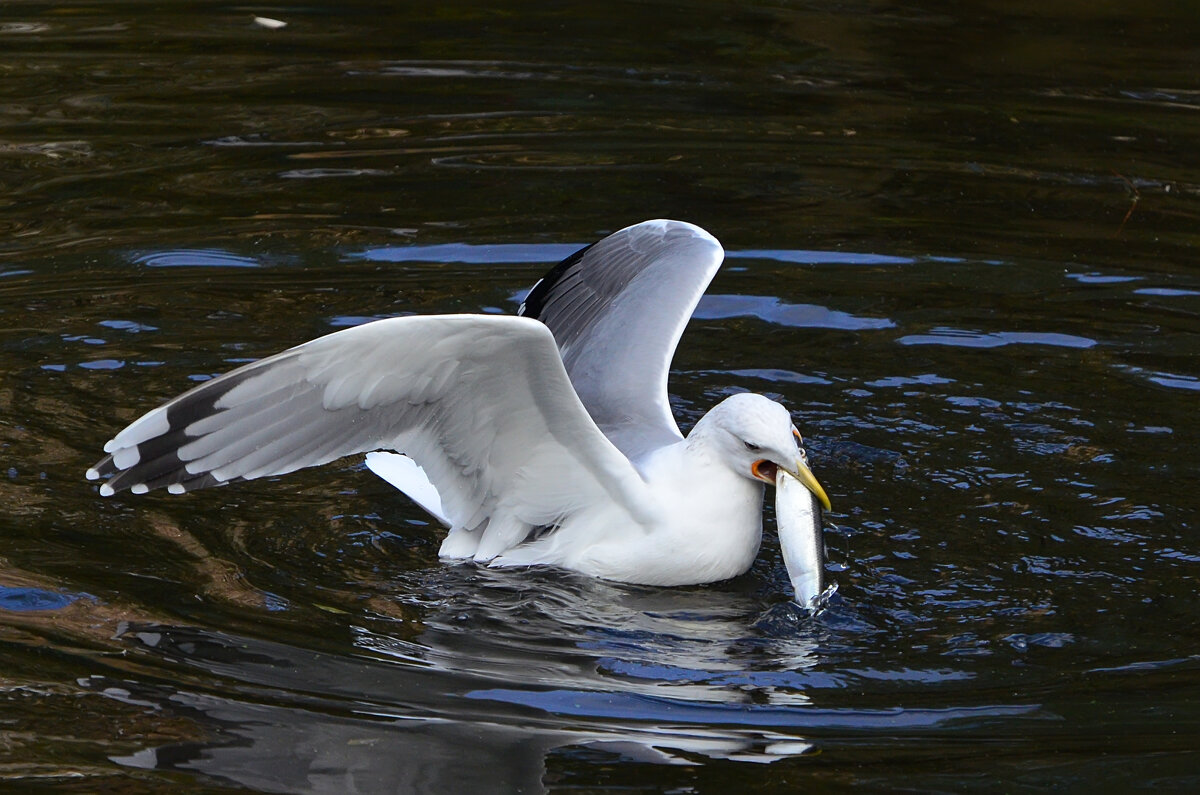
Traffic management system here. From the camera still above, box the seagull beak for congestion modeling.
[783,459,832,512]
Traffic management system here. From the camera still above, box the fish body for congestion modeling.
[775,470,826,606]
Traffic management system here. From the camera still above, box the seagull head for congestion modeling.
[702,392,832,511]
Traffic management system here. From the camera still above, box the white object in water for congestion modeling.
[776,468,827,606]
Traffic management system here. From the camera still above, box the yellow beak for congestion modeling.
[785,459,832,512]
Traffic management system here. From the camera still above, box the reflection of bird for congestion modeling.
[87,220,830,586]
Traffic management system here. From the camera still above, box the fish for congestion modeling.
[775,468,830,607]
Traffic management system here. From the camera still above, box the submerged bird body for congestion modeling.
[88,220,830,589]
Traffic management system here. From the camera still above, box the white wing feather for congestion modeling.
[364,452,448,526]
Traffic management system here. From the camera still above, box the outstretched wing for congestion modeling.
[519,219,724,460]
[88,315,658,558]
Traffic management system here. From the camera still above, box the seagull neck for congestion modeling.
[680,419,747,486]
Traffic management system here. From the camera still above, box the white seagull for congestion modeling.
[87,220,831,589]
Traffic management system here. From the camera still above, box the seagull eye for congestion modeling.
[743,441,761,452]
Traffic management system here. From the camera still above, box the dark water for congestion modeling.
[3,1,1199,791]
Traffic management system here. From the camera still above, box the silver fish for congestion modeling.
[776,468,827,607]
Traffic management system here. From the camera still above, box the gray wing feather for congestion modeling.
[519,219,724,460]
[88,315,657,536]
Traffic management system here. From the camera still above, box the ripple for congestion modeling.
[1067,271,1140,285]
[1117,365,1200,391]
[898,328,1097,348]
[1019,555,1134,582]
[729,249,915,266]
[432,151,624,170]
[1156,548,1200,563]
[204,135,327,148]
[378,63,547,81]
[1126,425,1173,435]
[351,242,580,264]
[0,22,51,34]
[363,60,712,91]
[694,295,895,330]
[1072,525,1145,544]
[1134,287,1200,297]
[1147,373,1200,391]
[279,167,390,178]
[720,368,833,386]
[132,249,261,268]
[97,319,158,333]
[0,586,88,611]
[465,687,1040,730]
[1004,633,1074,651]
[0,140,92,159]
[865,374,955,388]
[1088,654,1200,675]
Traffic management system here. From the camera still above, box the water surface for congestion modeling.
[2,1,1199,791]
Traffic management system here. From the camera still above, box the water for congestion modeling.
[3,1,1199,791]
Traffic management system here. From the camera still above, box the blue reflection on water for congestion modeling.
[898,329,1097,348]
[720,368,833,386]
[1135,287,1200,297]
[1067,272,1139,284]
[728,249,915,266]
[351,243,581,263]
[465,687,1040,728]
[132,249,262,268]
[695,295,895,330]
[1117,365,1200,391]
[97,319,159,333]
[0,586,89,612]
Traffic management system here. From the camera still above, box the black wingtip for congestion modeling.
[86,361,261,496]
[518,241,594,320]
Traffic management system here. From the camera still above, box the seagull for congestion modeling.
[87,220,831,587]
